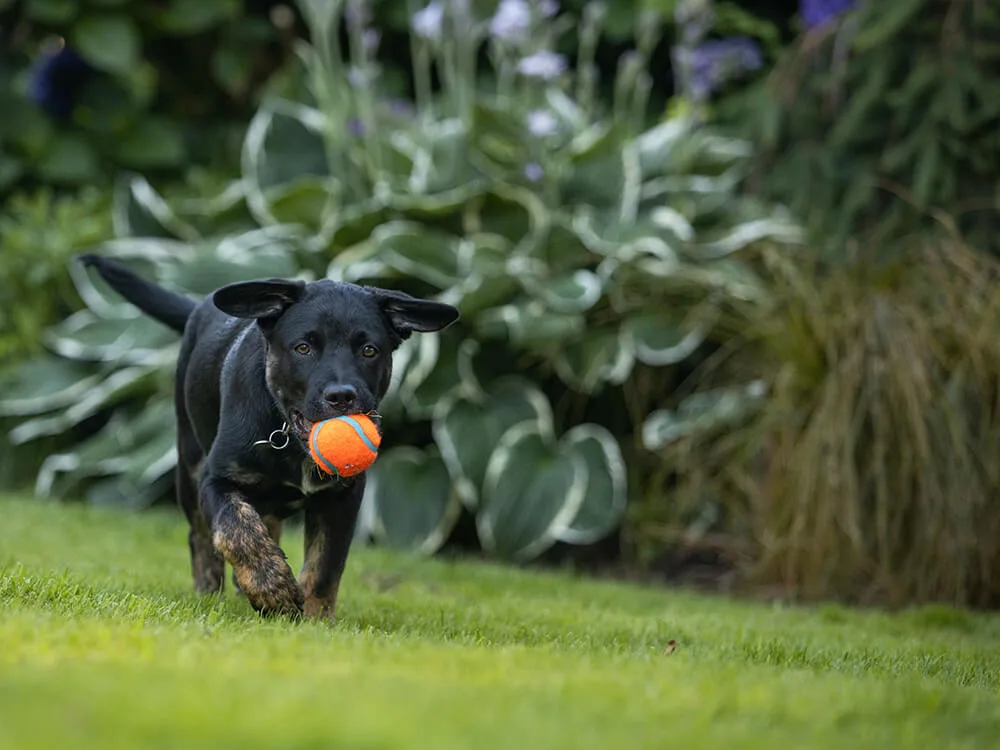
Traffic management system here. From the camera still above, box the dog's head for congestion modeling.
[213,278,459,442]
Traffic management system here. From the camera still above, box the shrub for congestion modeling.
[2,0,803,563]
[0,0,292,195]
[0,185,112,360]
[729,0,1000,260]
[645,241,1000,608]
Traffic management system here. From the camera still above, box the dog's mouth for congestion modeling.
[287,406,382,443]
[288,410,314,441]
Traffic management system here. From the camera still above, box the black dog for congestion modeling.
[78,254,459,619]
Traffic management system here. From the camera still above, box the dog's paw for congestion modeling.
[235,555,304,617]
[303,593,336,621]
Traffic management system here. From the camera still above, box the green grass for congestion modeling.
[1,495,998,749]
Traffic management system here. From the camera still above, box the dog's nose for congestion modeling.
[323,384,358,407]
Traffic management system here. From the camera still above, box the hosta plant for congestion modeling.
[4,0,804,563]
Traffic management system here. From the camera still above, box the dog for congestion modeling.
[78,254,460,619]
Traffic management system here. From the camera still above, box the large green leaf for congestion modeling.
[0,356,102,417]
[73,14,141,75]
[158,231,301,295]
[531,220,594,273]
[642,380,768,450]
[438,237,520,316]
[408,119,478,194]
[478,422,587,562]
[265,175,339,232]
[68,242,186,320]
[36,133,100,184]
[90,237,192,265]
[370,446,462,555]
[9,365,162,444]
[560,123,630,208]
[432,376,554,510]
[376,335,427,421]
[390,333,438,409]
[635,118,689,179]
[470,102,532,173]
[153,0,241,34]
[686,217,803,260]
[624,310,714,367]
[570,206,680,264]
[44,310,181,365]
[553,327,634,394]
[35,397,177,500]
[118,118,186,170]
[442,274,519,318]
[521,268,604,314]
[242,100,329,226]
[399,335,477,420]
[24,0,76,23]
[112,174,200,242]
[475,300,585,348]
[556,424,628,545]
[386,183,487,220]
[372,221,462,290]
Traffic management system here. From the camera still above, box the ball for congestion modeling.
[308,414,382,477]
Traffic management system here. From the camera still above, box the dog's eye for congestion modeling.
[294,342,311,355]
[361,344,379,358]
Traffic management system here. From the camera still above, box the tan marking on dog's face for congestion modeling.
[265,350,287,404]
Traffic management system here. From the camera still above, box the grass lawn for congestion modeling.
[1,494,998,749]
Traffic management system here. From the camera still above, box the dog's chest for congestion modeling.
[284,457,337,496]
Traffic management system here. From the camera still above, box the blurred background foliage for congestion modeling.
[2,0,999,611]
[728,0,1000,262]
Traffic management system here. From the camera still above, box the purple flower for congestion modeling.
[524,162,544,182]
[489,0,531,43]
[348,117,365,136]
[412,1,445,41]
[26,45,92,121]
[347,66,372,88]
[539,0,559,17]
[384,98,416,118]
[362,28,381,54]
[526,109,557,137]
[799,0,854,30]
[517,50,568,80]
[686,37,763,100]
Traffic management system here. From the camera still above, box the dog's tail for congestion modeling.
[77,254,196,334]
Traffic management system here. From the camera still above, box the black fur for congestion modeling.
[78,254,459,619]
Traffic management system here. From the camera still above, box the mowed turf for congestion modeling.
[1,495,998,750]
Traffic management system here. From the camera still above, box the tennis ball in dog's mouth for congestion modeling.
[308,414,382,477]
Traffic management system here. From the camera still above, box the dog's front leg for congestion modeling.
[299,478,365,621]
[202,477,304,617]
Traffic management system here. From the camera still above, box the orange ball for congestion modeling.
[308,414,382,477]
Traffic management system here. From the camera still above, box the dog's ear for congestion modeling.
[213,279,306,321]
[372,288,460,339]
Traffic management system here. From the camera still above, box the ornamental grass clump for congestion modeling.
[649,241,1000,608]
